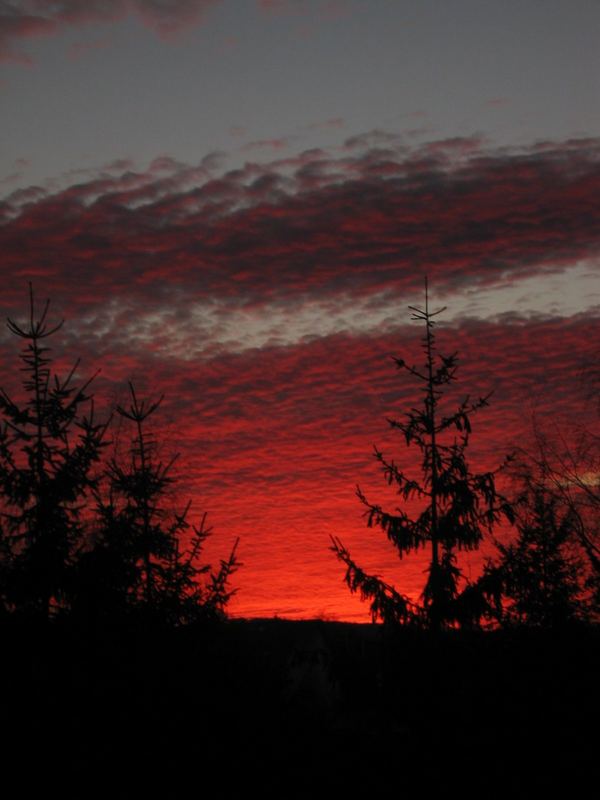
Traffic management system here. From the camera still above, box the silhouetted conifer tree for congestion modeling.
[331,281,513,628]
[0,285,107,618]
[482,485,587,627]
[521,421,600,617]
[91,382,239,624]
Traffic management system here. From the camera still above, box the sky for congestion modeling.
[1,0,599,620]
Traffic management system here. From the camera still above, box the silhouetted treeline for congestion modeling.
[333,283,600,629]
[0,285,598,631]
[0,288,598,793]
[0,286,239,627]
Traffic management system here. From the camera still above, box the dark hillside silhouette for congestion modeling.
[0,618,596,793]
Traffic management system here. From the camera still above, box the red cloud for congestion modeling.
[0,301,596,619]
[2,136,600,316]
[1,134,599,619]
[129,316,598,620]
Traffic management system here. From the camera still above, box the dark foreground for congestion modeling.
[1,618,598,796]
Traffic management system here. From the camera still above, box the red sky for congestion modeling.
[1,134,598,619]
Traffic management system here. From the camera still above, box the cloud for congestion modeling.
[0,3,56,63]
[0,0,351,63]
[132,0,220,37]
[124,315,600,618]
[343,129,403,150]
[0,0,220,62]
[2,134,600,322]
[1,132,599,618]
[1,300,595,618]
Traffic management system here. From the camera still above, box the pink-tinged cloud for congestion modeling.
[0,0,348,62]
[0,0,220,62]
[0,6,56,63]
[1,135,600,318]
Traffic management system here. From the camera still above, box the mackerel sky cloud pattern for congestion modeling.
[2,138,600,310]
[1,133,599,619]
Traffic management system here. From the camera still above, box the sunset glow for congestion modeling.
[1,0,599,619]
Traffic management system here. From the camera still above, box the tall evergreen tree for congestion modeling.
[90,382,240,624]
[331,281,513,628]
[0,285,107,617]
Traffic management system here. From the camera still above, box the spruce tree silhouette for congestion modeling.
[331,280,513,628]
[520,420,600,617]
[92,382,240,624]
[483,485,587,626]
[0,285,107,618]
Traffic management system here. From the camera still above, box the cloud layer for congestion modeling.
[0,0,335,62]
[1,133,599,619]
[0,0,220,62]
[2,136,599,327]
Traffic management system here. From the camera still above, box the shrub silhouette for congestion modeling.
[331,282,514,628]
